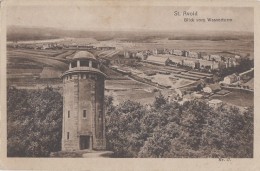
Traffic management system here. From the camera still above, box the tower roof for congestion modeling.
[73,51,96,60]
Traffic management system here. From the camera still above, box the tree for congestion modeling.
[104,95,253,158]
[153,93,167,109]
[7,87,63,157]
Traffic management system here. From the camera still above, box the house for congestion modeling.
[124,51,130,58]
[136,52,145,60]
[223,74,240,84]
[182,59,200,69]
[203,84,221,94]
[168,57,183,65]
[235,55,241,60]
[188,51,199,58]
[173,49,184,56]
[208,99,222,108]
[218,61,227,70]
[225,58,238,68]
[183,51,189,57]
[152,49,158,55]
[210,55,222,62]
[202,55,211,61]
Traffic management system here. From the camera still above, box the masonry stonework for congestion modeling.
[61,51,106,151]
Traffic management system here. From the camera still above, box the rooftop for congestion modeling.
[209,99,222,104]
[73,51,96,60]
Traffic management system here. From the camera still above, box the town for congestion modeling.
[7,37,254,110]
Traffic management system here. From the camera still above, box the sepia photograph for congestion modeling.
[4,2,254,160]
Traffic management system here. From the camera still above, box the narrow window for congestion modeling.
[68,111,70,118]
[70,75,72,79]
[99,111,102,119]
[67,132,70,140]
[83,110,87,118]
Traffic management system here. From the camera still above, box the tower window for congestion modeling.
[70,75,72,79]
[67,132,70,140]
[83,110,87,118]
[80,60,89,67]
[68,111,70,118]
[99,111,102,119]
[92,62,98,68]
[71,61,77,68]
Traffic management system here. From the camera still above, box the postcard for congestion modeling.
[0,0,259,170]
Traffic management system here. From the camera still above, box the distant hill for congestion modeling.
[7,25,254,42]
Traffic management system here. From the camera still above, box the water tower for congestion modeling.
[61,51,106,151]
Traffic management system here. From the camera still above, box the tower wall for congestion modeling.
[62,72,106,151]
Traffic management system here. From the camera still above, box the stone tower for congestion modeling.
[61,51,106,151]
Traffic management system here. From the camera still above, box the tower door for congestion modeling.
[80,136,90,150]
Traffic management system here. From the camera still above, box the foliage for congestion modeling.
[105,94,253,158]
[7,88,253,158]
[7,87,63,157]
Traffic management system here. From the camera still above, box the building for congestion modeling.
[223,74,240,84]
[208,99,222,108]
[202,55,210,61]
[173,49,184,56]
[136,52,145,60]
[61,51,106,151]
[145,55,169,65]
[152,49,158,55]
[199,60,219,70]
[168,57,183,65]
[183,50,189,57]
[182,59,200,69]
[124,51,130,58]
[210,55,222,62]
[188,51,199,58]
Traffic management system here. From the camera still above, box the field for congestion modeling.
[7,49,68,70]
[105,79,157,105]
[211,89,253,107]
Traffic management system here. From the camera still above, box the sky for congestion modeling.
[7,5,254,32]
